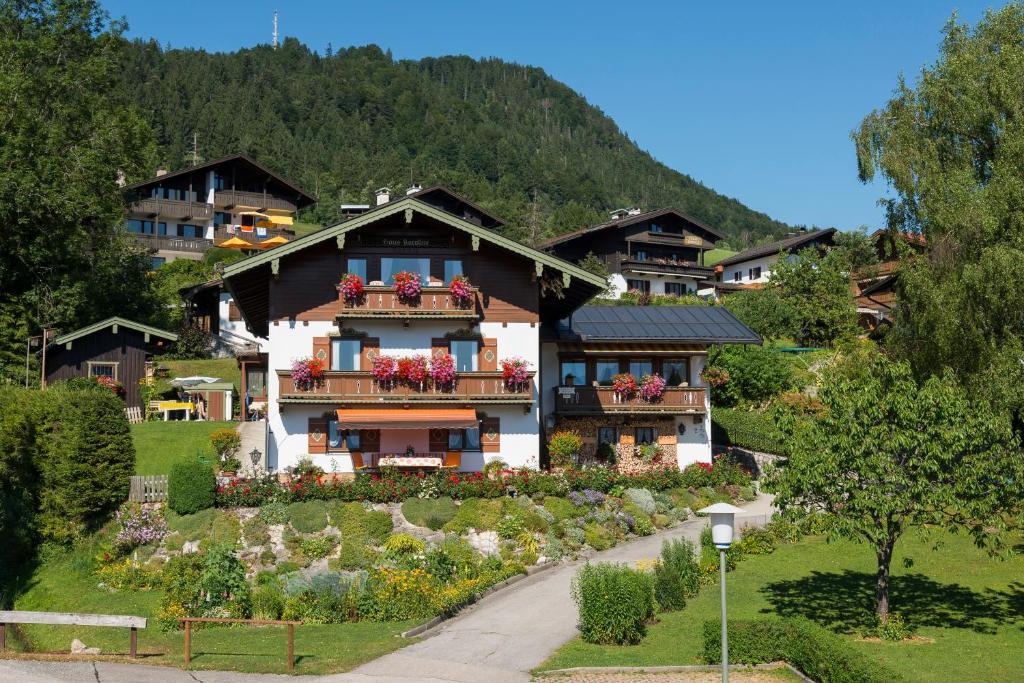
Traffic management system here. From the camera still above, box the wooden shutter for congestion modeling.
[479,338,498,371]
[481,416,500,453]
[360,429,380,452]
[308,417,328,454]
[431,338,449,360]
[360,338,380,371]
[312,337,330,369]
[228,301,241,321]
[429,427,449,452]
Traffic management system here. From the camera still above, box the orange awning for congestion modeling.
[335,407,478,430]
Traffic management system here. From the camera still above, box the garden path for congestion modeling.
[0,494,775,683]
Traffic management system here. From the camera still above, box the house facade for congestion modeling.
[124,154,316,267]
[540,208,724,298]
[43,317,177,409]
[220,190,759,474]
[853,229,925,330]
[714,228,837,286]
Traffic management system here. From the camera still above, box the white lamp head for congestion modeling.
[698,502,744,549]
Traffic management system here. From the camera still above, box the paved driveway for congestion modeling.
[0,496,774,682]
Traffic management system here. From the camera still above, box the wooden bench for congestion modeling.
[0,610,146,657]
[179,617,302,670]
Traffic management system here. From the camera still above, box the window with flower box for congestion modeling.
[635,427,658,445]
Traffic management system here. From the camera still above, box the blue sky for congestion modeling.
[101,0,997,230]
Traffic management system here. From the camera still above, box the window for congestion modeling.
[347,430,361,451]
[213,173,226,191]
[734,271,742,282]
[750,266,762,280]
[450,340,479,372]
[629,359,653,377]
[245,367,267,397]
[649,224,663,233]
[179,224,200,239]
[634,250,648,261]
[328,421,344,449]
[444,259,464,282]
[150,256,166,270]
[595,359,619,385]
[560,360,586,385]
[635,427,658,445]
[331,339,361,371]
[214,211,232,226]
[597,426,618,446]
[346,258,367,281]
[127,219,155,234]
[381,257,430,285]
[662,359,689,385]
[88,362,117,379]
[626,279,650,293]
[449,428,481,451]
[665,282,685,296]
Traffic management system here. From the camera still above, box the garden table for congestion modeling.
[376,455,443,469]
[157,401,194,421]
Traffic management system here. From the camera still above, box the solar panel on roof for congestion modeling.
[569,306,760,344]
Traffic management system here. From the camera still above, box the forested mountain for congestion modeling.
[120,39,789,247]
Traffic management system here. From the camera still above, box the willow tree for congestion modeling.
[853,4,1024,416]
[773,350,1021,623]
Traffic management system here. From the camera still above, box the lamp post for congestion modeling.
[249,448,262,474]
[699,503,743,683]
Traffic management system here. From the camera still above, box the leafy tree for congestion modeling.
[721,289,796,341]
[768,249,856,346]
[577,251,610,279]
[707,345,794,407]
[150,259,213,329]
[833,226,879,271]
[772,351,1022,623]
[172,320,212,360]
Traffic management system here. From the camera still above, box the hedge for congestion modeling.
[168,461,216,515]
[572,563,655,644]
[702,618,902,683]
[711,407,787,455]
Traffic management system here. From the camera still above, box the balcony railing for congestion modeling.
[336,286,481,319]
[277,370,534,404]
[132,233,211,254]
[215,190,297,213]
[621,259,715,277]
[552,385,706,414]
[213,225,294,246]
[129,198,214,221]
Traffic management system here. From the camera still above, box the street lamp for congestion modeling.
[699,502,744,683]
[249,448,262,474]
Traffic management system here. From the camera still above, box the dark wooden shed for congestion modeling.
[44,317,178,409]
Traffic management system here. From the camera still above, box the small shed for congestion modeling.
[185,382,234,421]
[44,317,178,409]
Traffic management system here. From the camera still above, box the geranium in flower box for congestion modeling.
[338,273,365,305]
[398,354,429,388]
[429,352,458,391]
[291,356,326,391]
[372,355,399,387]
[448,275,473,308]
[95,374,125,396]
[500,357,530,391]
[612,373,637,399]
[392,270,422,304]
[638,373,666,402]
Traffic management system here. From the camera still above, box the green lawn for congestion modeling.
[291,221,323,237]
[159,358,241,391]
[9,537,415,674]
[704,248,738,266]
[132,421,234,475]
[540,532,1024,682]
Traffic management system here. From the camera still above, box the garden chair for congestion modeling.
[350,451,370,471]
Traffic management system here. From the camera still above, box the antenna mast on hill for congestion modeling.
[273,11,279,49]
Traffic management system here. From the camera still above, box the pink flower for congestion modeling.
[339,273,365,304]
[638,374,666,402]
[393,270,422,303]
[449,275,473,308]
[429,352,457,390]
[500,357,530,391]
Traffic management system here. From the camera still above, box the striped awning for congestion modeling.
[335,407,478,430]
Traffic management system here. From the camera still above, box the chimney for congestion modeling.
[406,183,422,196]
[156,168,168,177]
[627,207,642,216]
[375,187,392,206]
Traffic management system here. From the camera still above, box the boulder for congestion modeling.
[623,488,657,515]
[71,639,100,655]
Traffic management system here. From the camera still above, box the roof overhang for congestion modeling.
[53,317,178,347]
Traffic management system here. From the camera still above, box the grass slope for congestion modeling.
[10,536,414,674]
[160,358,240,391]
[132,421,234,475]
[704,248,738,266]
[540,531,1024,682]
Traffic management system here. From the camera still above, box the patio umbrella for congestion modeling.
[256,235,289,249]
[218,236,253,249]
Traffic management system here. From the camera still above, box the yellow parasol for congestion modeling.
[256,235,290,249]
[218,236,254,249]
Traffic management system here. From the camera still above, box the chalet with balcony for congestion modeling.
[854,229,926,331]
[540,208,725,298]
[542,306,760,469]
[713,228,836,288]
[123,154,316,267]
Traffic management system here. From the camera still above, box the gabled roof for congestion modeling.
[53,317,178,346]
[540,208,726,249]
[409,185,505,229]
[126,153,316,207]
[716,228,837,267]
[221,195,608,336]
[563,306,761,344]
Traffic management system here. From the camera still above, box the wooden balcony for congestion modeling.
[129,198,214,221]
[277,370,534,404]
[213,225,294,245]
[132,233,211,254]
[552,385,706,415]
[336,286,481,320]
[215,189,297,213]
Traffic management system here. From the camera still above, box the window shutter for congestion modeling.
[360,338,380,371]
[228,301,241,321]
[308,418,328,454]
[431,338,449,360]
[312,337,330,369]
[481,416,500,453]
[361,429,380,452]
[479,338,498,371]
[429,427,449,452]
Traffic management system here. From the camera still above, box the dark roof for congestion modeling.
[565,306,761,344]
[126,154,316,207]
[52,317,178,346]
[540,208,726,249]
[716,228,836,267]
[409,185,505,229]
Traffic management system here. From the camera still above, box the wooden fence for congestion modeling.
[124,406,144,424]
[128,475,168,503]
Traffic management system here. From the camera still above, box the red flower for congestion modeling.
[451,475,459,483]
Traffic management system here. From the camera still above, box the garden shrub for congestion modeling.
[205,511,241,548]
[329,501,392,543]
[209,428,241,460]
[382,533,425,555]
[631,515,655,536]
[251,585,285,620]
[258,500,289,525]
[112,503,167,551]
[652,491,674,514]
[571,563,655,644]
[496,514,526,539]
[0,387,42,577]
[702,618,902,683]
[96,557,162,591]
[166,507,221,542]
[707,345,794,408]
[401,496,457,529]
[547,430,583,468]
[652,513,672,528]
[711,407,787,454]
[243,516,270,547]
[168,461,216,515]
[738,526,776,555]
[442,498,503,533]
[288,501,329,533]
[157,543,251,630]
[300,535,339,561]
[364,568,435,621]
[583,523,615,551]
[543,496,577,521]
[874,612,913,641]
[362,509,394,543]
[276,560,301,574]
[653,539,700,611]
